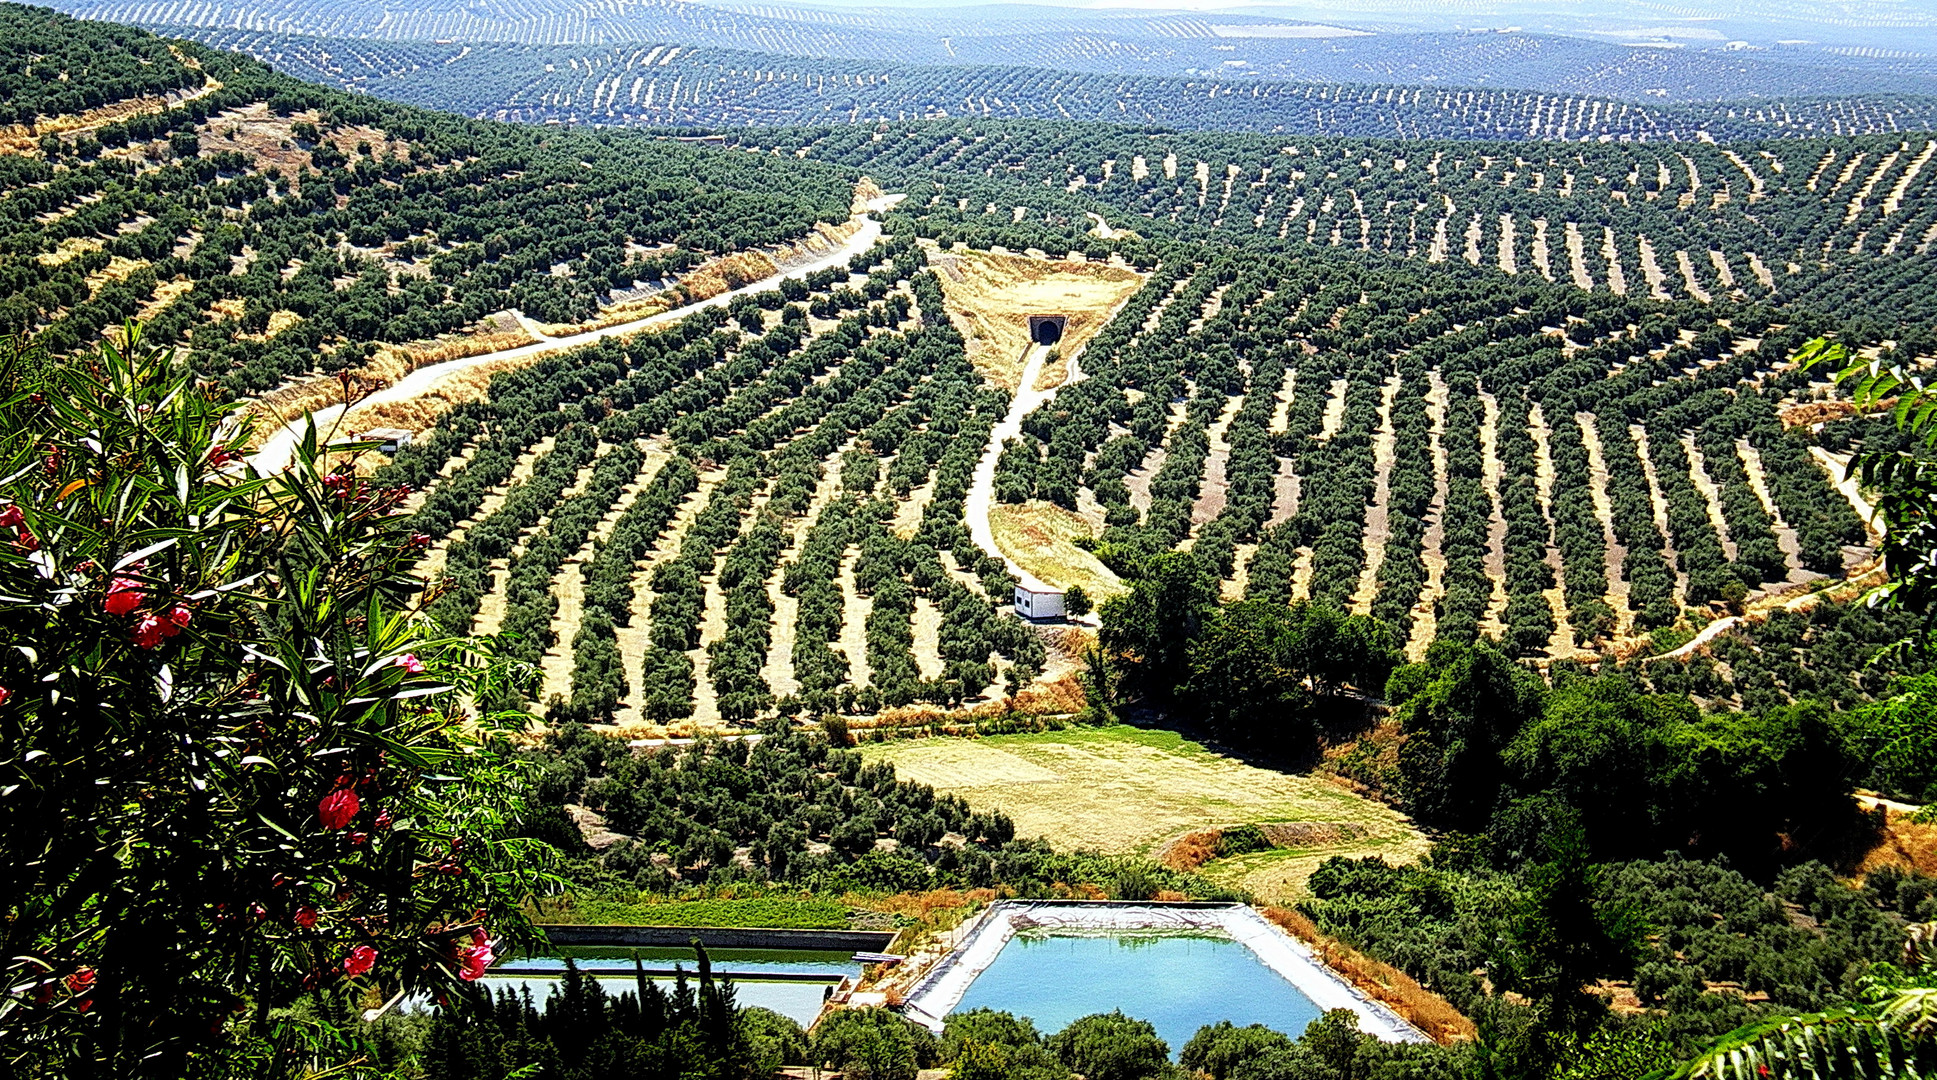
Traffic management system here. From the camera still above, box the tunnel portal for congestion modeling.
[1028,314,1067,347]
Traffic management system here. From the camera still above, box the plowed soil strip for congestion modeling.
[1410,370,1451,657]
[1351,374,1402,615]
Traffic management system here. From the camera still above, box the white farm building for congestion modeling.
[1013,583,1064,620]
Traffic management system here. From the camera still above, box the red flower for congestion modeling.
[166,605,192,630]
[395,654,424,674]
[293,906,318,929]
[374,809,393,830]
[104,577,143,616]
[208,445,236,468]
[65,969,95,994]
[408,532,432,548]
[457,929,496,981]
[318,787,360,830]
[0,505,21,528]
[342,945,377,978]
[348,831,369,847]
[0,686,12,708]
[132,615,167,650]
[13,527,37,552]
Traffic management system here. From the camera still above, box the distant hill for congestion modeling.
[0,2,854,393]
[39,0,1937,104]
[111,27,1937,143]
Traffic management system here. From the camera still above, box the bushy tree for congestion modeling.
[812,1007,938,1080]
[1099,552,1219,703]
[1392,641,1546,832]
[0,330,558,1076]
[942,1009,1068,1080]
[1047,1012,1172,1080]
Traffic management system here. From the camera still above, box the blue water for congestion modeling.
[494,946,860,978]
[951,933,1325,1055]
[484,947,863,1028]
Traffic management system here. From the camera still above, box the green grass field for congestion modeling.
[860,725,1427,901]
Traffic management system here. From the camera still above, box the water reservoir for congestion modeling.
[901,901,1425,1047]
[952,931,1324,1053]
[485,946,864,1027]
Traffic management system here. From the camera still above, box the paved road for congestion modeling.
[250,207,889,474]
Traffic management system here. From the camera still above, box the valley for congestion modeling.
[8,2,1937,1077]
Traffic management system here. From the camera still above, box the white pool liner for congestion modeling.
[899,901,1428,1043]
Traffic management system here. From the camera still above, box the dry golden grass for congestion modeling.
[263,309,302,338]
[0,73,222,156]
[242,329,539,447]
[1160,830,1220,872]
[91,255,146,287]
[1033,349,1072,393]
[855,673,1089,734]
[860,725,1423,864]
[852,176,886,214]
[1859,810,1937,878]
[929,249,1144,389]
[136,278,194,323]
[989,500,1124,599]
[37,237,105,266]
[1264,907,1476,1045]
[1780,399,1881,428]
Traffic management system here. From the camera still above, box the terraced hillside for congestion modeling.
[729,120,1937,325]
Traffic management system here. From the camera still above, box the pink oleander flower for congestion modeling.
[104,577,143,616]
[342,945,377,978]
[456,929,495,982]
[131,615,167,650]
[318,787,360,831]
[395,653,424,674]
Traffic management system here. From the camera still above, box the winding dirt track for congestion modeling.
[249,204,894,473]
[965,341,1066,594]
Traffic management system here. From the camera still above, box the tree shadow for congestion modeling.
[1115,695,1385,777]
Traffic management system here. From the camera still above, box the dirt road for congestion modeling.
[250,204,892,473]
[965,342,1080,593]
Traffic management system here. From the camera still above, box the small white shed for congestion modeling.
[1014,584,1065,620]
[358,427,416,454]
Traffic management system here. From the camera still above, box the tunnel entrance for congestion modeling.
[1028,314,1067,347]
